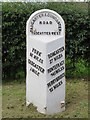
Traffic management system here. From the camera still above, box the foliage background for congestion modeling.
[2,2,89,80]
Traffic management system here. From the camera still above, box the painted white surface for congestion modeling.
[26,9,65,114]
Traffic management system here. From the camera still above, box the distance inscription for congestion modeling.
[30,11,62,35]
[28,47,44,76]
[47,46,65,92]
[47,60,64,76]
[47,72,65,92]
[28,59,45,77]
[48,46,64,64]
[30,48,43,64]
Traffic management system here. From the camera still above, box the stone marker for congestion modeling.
[26,9,65,114]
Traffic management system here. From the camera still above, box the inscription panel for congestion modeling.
[28,10,64,36]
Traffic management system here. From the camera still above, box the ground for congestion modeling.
[2,79,88,118]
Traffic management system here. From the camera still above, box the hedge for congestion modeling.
[2,2,89,79]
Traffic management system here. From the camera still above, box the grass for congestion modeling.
[2,79,88,118]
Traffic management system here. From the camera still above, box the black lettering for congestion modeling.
[28,59,45,74]
[46,21,48,24]
[30,52,33,57]
[47,72,65,88]
[47,82,51,88]
[47,60,64,73]
[51,66,64,76]
[49,87,53,92]
[48,46,64,59]
[49,59,53,64]
[50,21,52,24]
[30,12,62,35]
[54,53,63,61]
[32,48,42,57]
[32,31,61,35]
[36,58,43,64]
[39,21,42,24]
[53,80,63,90]
[30,67,40,76]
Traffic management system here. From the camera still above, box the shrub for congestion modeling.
[2,2,89,79]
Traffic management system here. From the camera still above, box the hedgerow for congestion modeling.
[2,2,89,79]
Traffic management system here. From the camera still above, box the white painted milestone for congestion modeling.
[26,9,65,114]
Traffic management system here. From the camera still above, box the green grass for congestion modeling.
[2,79,88,118]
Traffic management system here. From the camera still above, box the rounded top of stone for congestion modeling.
[26,9,65,37]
